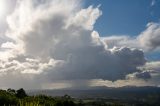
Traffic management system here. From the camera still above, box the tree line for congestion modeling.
[0,88,76,106]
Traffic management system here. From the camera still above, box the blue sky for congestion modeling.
[85,0,160,36]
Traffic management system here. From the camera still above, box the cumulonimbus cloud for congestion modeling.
[0,0,159,89]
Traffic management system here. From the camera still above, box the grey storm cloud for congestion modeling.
[127,71,151,80]
[0,0,158,89]
[135,72,151,79]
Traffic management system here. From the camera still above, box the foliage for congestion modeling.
[0,89,77,106]
[0,89,18,105]
[1,88,159,106]
[16,88,27,99]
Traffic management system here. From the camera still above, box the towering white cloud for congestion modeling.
[0,0,158,89]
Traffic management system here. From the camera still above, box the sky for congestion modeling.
[0,0,160,90]
[85,0,160,36]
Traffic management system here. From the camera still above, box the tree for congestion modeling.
[7,88,16,95]
[16,88,27,98]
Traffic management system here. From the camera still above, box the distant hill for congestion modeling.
[28,86,160,99]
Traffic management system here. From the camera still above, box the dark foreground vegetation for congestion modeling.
[0,88,76,106]
[0,88,124,106]
[1,87,160,106]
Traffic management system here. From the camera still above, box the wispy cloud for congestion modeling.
[151,0,156,7]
